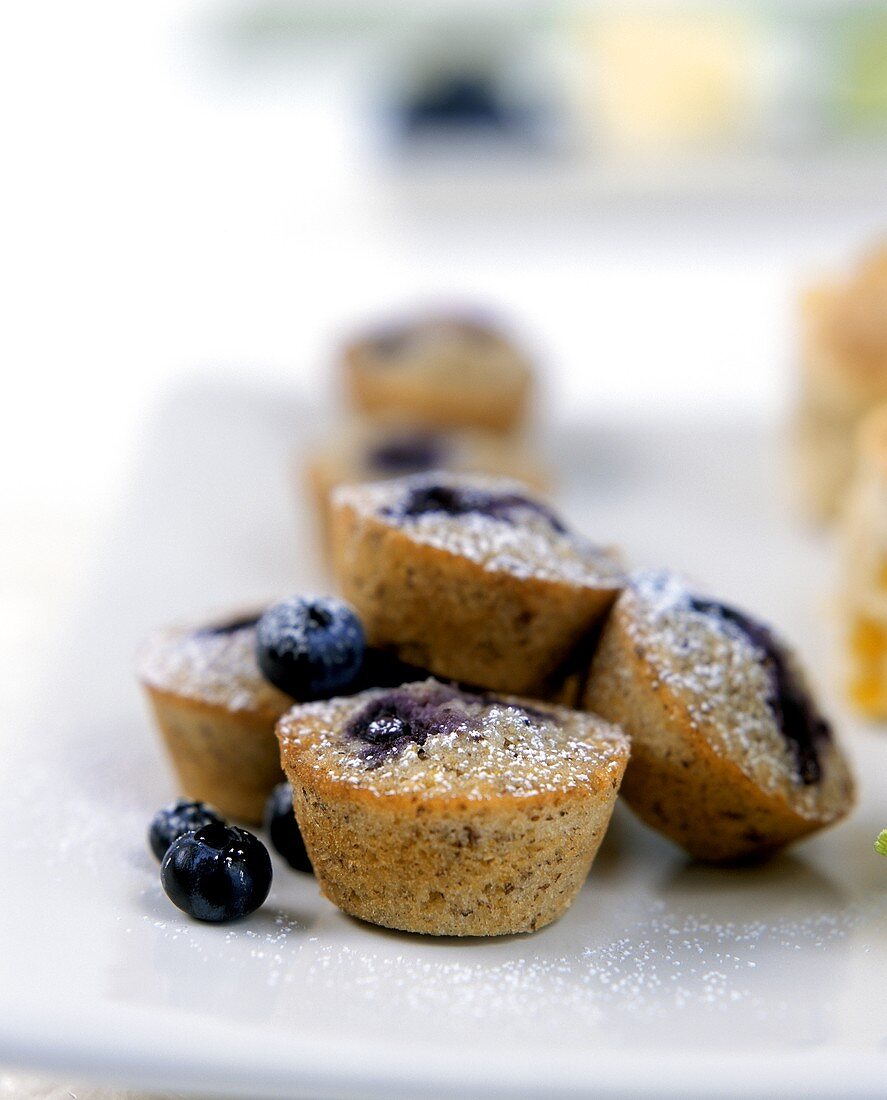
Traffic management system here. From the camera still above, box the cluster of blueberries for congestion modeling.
[150,787,311,923]
[150,594,371,924]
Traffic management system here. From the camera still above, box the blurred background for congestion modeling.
[2,0,887,661]
[2,5,886,1095]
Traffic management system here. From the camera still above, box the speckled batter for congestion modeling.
[333,472,623,588]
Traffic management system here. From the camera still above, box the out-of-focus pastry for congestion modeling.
[341,312,534,434]
[305,418,551,543]
[794,243,887,522]
[840,403,887,717]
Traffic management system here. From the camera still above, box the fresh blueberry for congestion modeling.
[256,596,365,700]
[160,823,272,923]
[148,799,224,861]
[263,783,313,874]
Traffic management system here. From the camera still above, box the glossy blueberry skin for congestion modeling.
[256,596,365,701]
[263,783,313,874]
[160,823,273,923]
[148,799,224,861]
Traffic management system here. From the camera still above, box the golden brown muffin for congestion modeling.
[341,313,534,434]
[839,404,887,717]
[138,611,427,823]
[793,242,887,522]
[277,678,630,935]
[331,472,624,696]
[305,418,552,547]
[583,571,855,862]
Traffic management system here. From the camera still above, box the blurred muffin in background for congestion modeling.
[305,418,551,546]
[793,242,887,523]
[840,403,887,718]
[341,312,534,435]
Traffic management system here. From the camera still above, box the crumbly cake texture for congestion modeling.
[276,679,630,935]
[839,405,887,716]
[793,244,887,521]
[138,614,292,823]
[342,314,534,434]
[331,472,624,695]
[305,419,551,545]
[583,571,855,862]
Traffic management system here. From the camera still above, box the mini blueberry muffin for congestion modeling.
[138,606,426,823]
[276,678,630,935]
[306,419,551,543]
[583,571,855,862]
[839,404,887,717]
[331,471,624,696]
[794,243,887,521]
[341,313,534,434]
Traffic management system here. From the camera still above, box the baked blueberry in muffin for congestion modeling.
[138,602,427,823]
[331,471,624,696]
[583,570,855,861]
[341,312,534,434]
[276,678,630,935]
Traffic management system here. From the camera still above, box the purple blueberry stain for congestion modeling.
[689,598,831,785]
[346,684,462,765]
[197,614,261,638]
[346,685,555,767]
[384,482,567,535]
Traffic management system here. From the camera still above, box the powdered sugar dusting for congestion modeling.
[336,472,624,587]
[619,571,843,815]
[278,678,629,800]
[137,619,293,714]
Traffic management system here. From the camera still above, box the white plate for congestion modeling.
[2,381,886,1099]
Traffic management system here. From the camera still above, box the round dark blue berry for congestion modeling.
[256,596,365,701]
[160,823,273,923]
[148,799,224,861]
[263,783,313,874]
